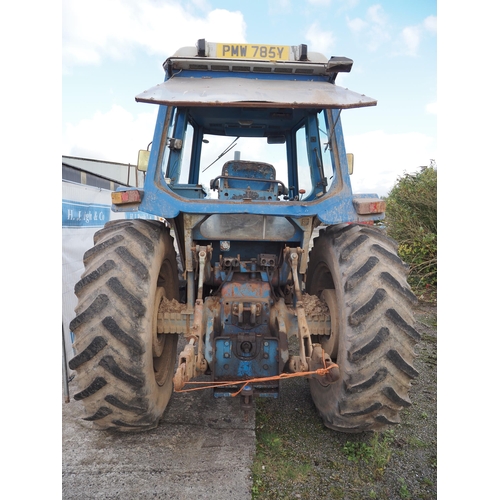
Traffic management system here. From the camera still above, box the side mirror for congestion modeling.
[347,153,354,175]
[267,135,286,144]
[137,150,150,172]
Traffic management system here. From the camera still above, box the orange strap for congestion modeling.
[174,364,336,397]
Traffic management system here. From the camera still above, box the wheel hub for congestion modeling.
[320,289,339,359]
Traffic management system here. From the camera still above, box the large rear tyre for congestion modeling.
[68,219,179,431]
[306,224,419,433]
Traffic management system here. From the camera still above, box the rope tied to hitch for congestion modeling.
[173,362,339,397]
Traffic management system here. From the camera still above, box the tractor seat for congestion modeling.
[210,160,287,201]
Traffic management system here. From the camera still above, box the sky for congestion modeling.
[61,0,437,197]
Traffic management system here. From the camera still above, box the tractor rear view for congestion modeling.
[69,40,419,433]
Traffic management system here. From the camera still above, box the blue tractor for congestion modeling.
[69,40,419,433]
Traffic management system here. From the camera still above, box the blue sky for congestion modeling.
[62,0,437,197]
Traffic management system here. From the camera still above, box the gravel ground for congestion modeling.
[62,378,255,500]
[251,300,437,500]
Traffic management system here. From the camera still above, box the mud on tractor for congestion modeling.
[69,40,419,433]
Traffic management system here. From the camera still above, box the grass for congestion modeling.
[250,300,437,499]
[250,391,430,499]
[398,478,411,499]
[251,426,313,499]
[342,430,395,480]
[343,431,392,464]
[407,436,428,449]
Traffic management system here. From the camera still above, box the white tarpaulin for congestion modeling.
[62,181,157,366]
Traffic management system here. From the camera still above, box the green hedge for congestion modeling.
[384,165,437,299]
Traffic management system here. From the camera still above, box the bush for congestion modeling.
[384,164,437,299]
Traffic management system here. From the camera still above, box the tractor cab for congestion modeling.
[116,40,381,223]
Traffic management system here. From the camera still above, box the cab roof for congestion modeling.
[135,40,377,110]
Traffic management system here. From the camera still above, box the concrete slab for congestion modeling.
[62,379,255,499]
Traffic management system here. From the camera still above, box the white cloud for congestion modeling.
[401,26,421,56]
[347,7,436,56]
[63,0,246,70]
[305,23,336,55]
[346,4,390,52]
[336,0,360,12]
[423,15,437,34]
[345,130,436,197]
[366,4,387,25]
[426,102,437,115]
[347,17,368,33]
[317,0,359,15]
[268,0,292,15]
[63,105,157,164]
[307,0,331,6]
[188,0,211,12]
[397,15,437,57]
[366,31,390,53]
[366,5,390,52]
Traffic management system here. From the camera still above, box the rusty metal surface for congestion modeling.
[157,297,330,337]
[136,77,377,109]
[200,214,296,241]
[353,197,386,215]
[287,249,312,370]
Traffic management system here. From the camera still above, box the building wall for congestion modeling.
[62,161,154,368]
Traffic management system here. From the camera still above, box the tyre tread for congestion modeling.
[68,336,107,370]
[98,355,145,389]
[73,377,107,401]
[306,223,419,432]
[69,219,179,431]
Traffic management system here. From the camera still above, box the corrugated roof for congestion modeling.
[62,156,143,187]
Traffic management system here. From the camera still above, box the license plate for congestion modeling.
[215,43,290,61]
